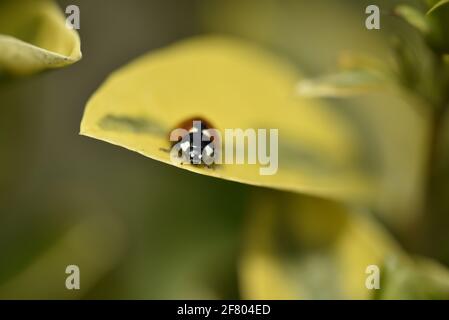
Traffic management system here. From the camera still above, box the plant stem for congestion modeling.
[422,103,449,263]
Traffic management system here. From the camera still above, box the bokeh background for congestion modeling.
[1,0,446,299]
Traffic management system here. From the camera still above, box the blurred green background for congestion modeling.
[2,0,447,299]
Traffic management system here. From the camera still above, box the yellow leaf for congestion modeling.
[81,36,375,202]
[0,0,81,75]
[238,191,402,299]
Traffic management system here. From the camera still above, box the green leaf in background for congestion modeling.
[0,0,82,76]
[427,0,449,15]
[395,5,431,34]
[379,256,449,299]
[393,1,449,55]
[296,70,386,98]
[423,0,449,53]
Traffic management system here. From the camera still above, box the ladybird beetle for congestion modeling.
[169,117,218,166]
